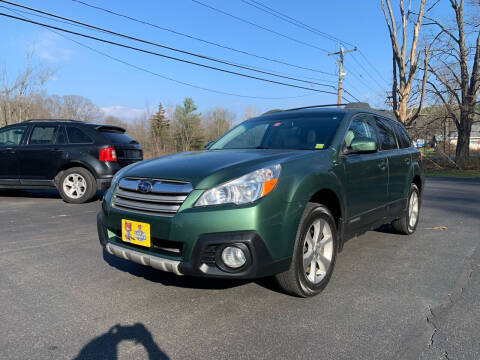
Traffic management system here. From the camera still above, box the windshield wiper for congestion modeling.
[255,146,270,149]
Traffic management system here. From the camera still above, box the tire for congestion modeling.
[275,203,338,297]
[392,183,420,235]
[58,167,97,204]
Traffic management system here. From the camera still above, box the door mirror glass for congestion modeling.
[349,138,377,153]
[204,141,214,149]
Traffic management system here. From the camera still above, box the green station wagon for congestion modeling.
[97,104,424,297]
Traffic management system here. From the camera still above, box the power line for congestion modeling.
[0,5,338,88]
[0,1,336,89]
[359,50,390,85]
[240,0,389,88]
[240,0,353,47]
[0,12,341,96]
[190,0,331,53]
[71,0,336,77]
[350,53,386,92]
[2,7,320,100]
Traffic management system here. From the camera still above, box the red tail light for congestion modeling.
[99,146,117,162]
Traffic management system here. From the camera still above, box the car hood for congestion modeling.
[122,149,310,189]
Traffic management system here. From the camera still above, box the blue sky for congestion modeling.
[0,0,451,121]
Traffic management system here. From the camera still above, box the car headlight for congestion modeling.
[195,164,281,206]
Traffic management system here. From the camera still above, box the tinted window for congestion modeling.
[392,121,411,148]
[101,131,137,144]
[66,126,93,144]
[56,126,67,145]
[30,125,58,145]
[344,114,377,149]
[0,126,27,145]
[375,118,397,150]
[211,114,343,150]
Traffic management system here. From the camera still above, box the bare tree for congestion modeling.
[203,107,234,141]
[242,106,261,121]
[0,49,54,125]
[425,0,480,168]
[381,0,430,125]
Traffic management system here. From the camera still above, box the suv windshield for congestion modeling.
[210,114,343,150]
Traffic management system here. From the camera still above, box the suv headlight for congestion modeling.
[195,164,281,206]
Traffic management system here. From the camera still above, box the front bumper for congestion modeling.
[97,211,291,279]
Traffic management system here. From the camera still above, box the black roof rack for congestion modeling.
[261,102,375,116]
[23,119,84,123]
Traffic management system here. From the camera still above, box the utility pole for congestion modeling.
[328,45,357,106]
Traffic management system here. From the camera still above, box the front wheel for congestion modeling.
[275,203,338,297]
[58,167,96,204]
[392,183,420,235]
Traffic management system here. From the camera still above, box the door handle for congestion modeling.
[378,160,387,171]
[5,147,16,154]
[50,148,63,152]
[404,158,411,165]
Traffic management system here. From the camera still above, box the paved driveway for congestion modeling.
[0,178,479,360]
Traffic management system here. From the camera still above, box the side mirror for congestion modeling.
[348,138,377,154]
[204,141,214,149]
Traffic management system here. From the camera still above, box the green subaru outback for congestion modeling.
[97,104,423,297]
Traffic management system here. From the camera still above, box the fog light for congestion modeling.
[221,246,246,269]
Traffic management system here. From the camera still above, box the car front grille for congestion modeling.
[112,178,193,217]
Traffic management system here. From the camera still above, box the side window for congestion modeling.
[66,126,93,144]
[56,126,67,145]
[375,117,398,150]
[393,122,411,148]
[344,114,377,150]
[0,126,27,145]
[29,125,58,145]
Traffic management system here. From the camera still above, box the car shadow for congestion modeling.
[73,323,169,360]
[102,249,251,290]
[0,189,103,202]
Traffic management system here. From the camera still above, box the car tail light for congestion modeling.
[99,146,117,162]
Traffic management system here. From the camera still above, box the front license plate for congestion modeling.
[121,219,151,248]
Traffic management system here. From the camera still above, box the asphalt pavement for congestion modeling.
[0,178,479,360]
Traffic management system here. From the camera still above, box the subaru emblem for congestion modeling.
[137,180,153,194]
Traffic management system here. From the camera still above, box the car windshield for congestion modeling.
[210,114,343,150]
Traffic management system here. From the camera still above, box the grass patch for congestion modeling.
[425,169,480,178]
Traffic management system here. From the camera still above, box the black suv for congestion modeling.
[0,119,143,203]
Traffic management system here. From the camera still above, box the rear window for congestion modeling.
[101,131,137,144]
[392,121,412,148]
[66,127,93,144]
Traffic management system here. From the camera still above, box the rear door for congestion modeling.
[342,113,389,231]
[0,125,28,185]
[97,126,143,167]
[388,119,414,213]
[18,124,63,182]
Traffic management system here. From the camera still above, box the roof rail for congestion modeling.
[285,104,348,111]
[23,119,84,123]
[343,102,371,109]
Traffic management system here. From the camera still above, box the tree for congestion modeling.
[242,106,261,121]
[0,49,54,125]
[174,98,203,152]
[425,0,480,168]
[381,0,430,125]
[203,107,234,141]
[150,103,170,155]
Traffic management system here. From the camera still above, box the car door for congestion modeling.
[17,124,63,183]
[341,113,389,232]
[387,119,413,214]
[0,124,28,185]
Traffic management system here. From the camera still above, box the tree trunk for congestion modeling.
[455,112,472,168]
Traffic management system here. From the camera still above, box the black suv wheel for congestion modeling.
[58,167,97,204]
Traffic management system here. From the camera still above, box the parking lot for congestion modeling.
[1,177,479,360]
